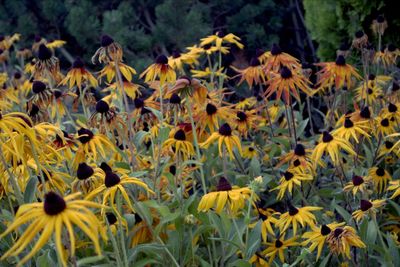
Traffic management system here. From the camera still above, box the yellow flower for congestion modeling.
[368,167,391,193]
[315,55,361,90]
[231,57,266,87]
[332,117,371,143]
[261,44,301,72]
[311,131,356,168]
[242,144,258,159]
[302,222,345,260]
[271,169,313,200]
[375,116,396,136]
[85,169,154,217]
[191,67,226,78]
[264,66,312,105]
[92,35,123,64]
[163,128,195,160]
[0,192,105,267]
[71,162,105,195]
[258,208,280,242]
[200,32,244,49]
[33,44,63,83]
[197,177,252,214]
[59,57,98,89]
[352,199,386,222]
[201,123,242,159]
[140,55,176,85]
[326,226,366,259]
[98,61,136,83]
[276,205,321,235]
[262,233,299,264]
[343,175,372,196]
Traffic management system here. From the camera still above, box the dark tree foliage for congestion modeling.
[0,0,314,70]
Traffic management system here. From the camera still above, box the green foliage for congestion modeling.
[0,0,283,70]
[303,0,400,60]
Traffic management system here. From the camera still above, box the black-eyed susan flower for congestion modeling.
[242,144,258,159]
[85,169,154,217]
[195,102,234,134]
[261,43,301,72]
[276,143,316,170]
[73,128,116,168]
[276,204,321,235]
[59,57,98,89]
[200,31,244,49]
[0,191,104,267]
[375,116,396,136]
[71,162,104,194]
[36,168,70,194]
[332,117,371,143]
[352,30,368,50]
[326,226,366,259]
[140,55,176,85]
[27,80,53,109]
[98,61,137,83]
[302,222,345,260]
[231,57,266,87]
[201,123,242,159]
[92,35,123,64]
[343,175,372,196]
[264,66,312,105]
[50,89,76,120]
[191,67,227,79]
[33,44,62,82]
[104,77,141,100]
[315,55,361,90]
[231,109,259,137]
[311,131,356,168]
[168,49,199,72]
[271,169,313,200]
[163,128,195,160]
[352,199,385,222]
[262,234,299,264]
[371,15,388,36]
[197,177,252,215]
[234,97,257,110]
[258,208,280,242]
[368,167,391,193]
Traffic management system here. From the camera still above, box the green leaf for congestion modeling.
[230,259,252,267]
[77,255,105,266]
[24,176,38,203]
[367,220,377,244]
[332,200,351,222]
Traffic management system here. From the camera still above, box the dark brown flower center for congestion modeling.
[101,35,114,47]
[360,107,371,119]
[96,100,110,113]
[352,175,364,186]
[100,162,112,172]
[38,44,52,60]
[169,165,176,175]
[322,131,333,143]
[380,118,389,127]
[155,55,168,64]
[280,66,292,79]
[32,81,47,94]
[344,118,354,128]
[106,212,117,225]
[385,141,394,149]
[206,103,217,115]
[275,239,283,248]
[367,88,373,95]
[44,191,66,215]
[216,177,232,191]
[294,144,306,156]
[284,171,294,181]
[174,129,186,141]
[293,159,301,167]
[335,55,346,66]
[237,111,247,121]
[360,199,373,211]
[388,103,397,113]
[72,57,85,68]
[355,30,364,39]
[288,204,299,216]
[377,15,385,23]
[271,43,282,56]
[105,171,121,187]
[333,227,344,237]
[219,123,232,136]
[368,74,376,80]
[376,168,385,176]
[321,224,331,236]
[77,128,94,144]
[77,163,94,180]
[170,93,181,104]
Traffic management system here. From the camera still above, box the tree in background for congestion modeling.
[0,0,287,70]
[303,0,400,60]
